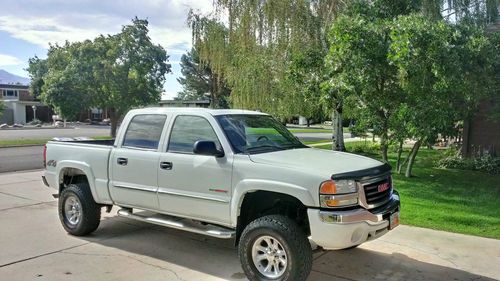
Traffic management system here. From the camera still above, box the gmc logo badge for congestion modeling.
[378,182,390,192]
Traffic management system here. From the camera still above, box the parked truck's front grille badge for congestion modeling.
[362,176,392,207]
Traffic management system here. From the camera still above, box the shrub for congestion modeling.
[29,119,42,126]
[437,150,500,175]
[347,141,380,154]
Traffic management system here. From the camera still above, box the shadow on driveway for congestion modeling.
[77,215,494,281]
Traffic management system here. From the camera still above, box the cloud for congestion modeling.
[0,0,213,51]
[0,54,22,66]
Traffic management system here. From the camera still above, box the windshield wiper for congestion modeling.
[244,145,285,154]
[280,143,306,149]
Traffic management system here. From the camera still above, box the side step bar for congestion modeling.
[117,209,235,239]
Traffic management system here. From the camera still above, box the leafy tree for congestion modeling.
[27,56,47,100]
[189,0,347,149]
[27,18,171,137]
[177,48,230,108]
[388,14,496,177]
[287,47,328,127]
[324,2,408,160]
[28,42,94,121]
[0,99,4,118]
[91,18,171,136]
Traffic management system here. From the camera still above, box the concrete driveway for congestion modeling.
[0,171,498,281]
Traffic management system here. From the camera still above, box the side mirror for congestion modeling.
[193,140,224,157]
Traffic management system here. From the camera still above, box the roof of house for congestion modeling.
[0,84,29,90]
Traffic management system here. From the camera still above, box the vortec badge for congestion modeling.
[378,182,390,192]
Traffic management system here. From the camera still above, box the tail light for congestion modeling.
[43,144,47,167]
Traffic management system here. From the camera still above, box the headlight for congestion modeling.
[319,179,358,208]
[319,179,357,194]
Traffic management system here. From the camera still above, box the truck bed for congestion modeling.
[45,138,115,204]
[50,138,115,146]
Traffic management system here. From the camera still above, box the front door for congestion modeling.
[109,114,168,210]
[157,115,232,225]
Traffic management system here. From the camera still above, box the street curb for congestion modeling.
[0,144,45,149]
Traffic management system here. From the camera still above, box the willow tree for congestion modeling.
[189,0,347,149]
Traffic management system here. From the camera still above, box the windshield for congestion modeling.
[216,114,307,154]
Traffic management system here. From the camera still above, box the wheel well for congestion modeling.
[59,168,89,193]
[235,190,310,245]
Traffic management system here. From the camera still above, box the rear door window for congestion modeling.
[122,114,167,150]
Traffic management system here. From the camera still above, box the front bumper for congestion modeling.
[308,191,400,250]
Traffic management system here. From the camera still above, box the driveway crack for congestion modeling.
[61,251,187,281]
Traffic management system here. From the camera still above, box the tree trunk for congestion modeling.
[397,148,411,174]
[378,110,389,163]
[396,139,404,172]
[332,103,345,151]
[380,129,389,163]
[306,118,310,127]
[381,142,388,163]
[109,108,119,138]
[405,140,422,178]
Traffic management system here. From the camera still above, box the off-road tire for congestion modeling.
[58,183,101,236]
[239,215,312,281]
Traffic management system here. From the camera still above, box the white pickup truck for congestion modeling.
[42,107,400,281]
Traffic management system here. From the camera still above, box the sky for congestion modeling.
[0,0,213,100]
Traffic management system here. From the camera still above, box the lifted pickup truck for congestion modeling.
[43,108,400,281]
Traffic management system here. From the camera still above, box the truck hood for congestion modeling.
[248,147,384,178]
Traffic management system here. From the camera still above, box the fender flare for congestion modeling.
[230,179,315,226]
[56,160,100,202]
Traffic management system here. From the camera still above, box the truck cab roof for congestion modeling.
[128,107,268,116]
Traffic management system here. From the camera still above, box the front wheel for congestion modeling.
[238,215,312,281]
[58,183,101,236]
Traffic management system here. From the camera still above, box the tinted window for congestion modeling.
[122,114,167,149]
[168,115,220,153]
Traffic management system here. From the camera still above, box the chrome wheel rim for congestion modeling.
[251,235,287,279]
[64,195,81,226]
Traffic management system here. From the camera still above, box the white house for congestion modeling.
[0,84,51,125]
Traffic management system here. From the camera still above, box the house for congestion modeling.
[462,98,500,157]
[0,84,54,125]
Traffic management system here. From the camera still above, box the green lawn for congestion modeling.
[287,128,332,133]
[0,136,112,147]
[315,141,500,239]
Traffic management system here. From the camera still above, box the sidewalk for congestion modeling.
[0,171,498,281]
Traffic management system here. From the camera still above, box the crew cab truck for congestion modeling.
[42,108,400,281]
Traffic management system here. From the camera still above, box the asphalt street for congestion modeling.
[0,146,44,173]
[0,170,498,281]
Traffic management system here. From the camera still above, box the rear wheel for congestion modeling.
[239,215,312,281]
[58,183,101,236]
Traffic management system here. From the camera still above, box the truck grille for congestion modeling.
[362,176,392,208]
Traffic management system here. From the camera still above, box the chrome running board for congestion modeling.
[117,208,235,239]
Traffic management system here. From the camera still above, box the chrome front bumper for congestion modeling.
[308,192,400,250]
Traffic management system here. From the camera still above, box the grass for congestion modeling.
[315,141,500,239]
[0,136,112,147]
[287,128,333,133]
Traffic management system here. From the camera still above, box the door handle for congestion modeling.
[160,161,173,170]
[117,157,128,166]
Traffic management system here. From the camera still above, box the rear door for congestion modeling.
[157,114,233,225]
[109,114,168,210]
